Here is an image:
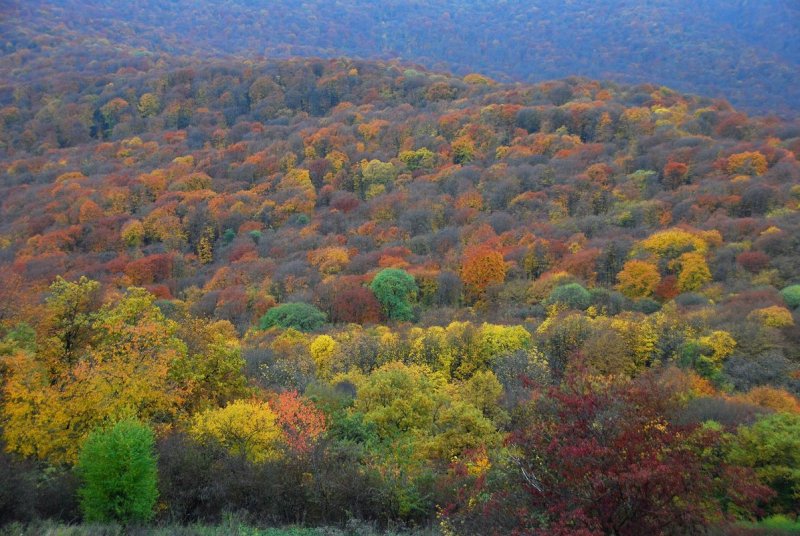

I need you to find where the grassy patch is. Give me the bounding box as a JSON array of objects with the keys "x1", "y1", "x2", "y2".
[{"x1": 0, "y1": 518, "x2": 440, "y2": 536}]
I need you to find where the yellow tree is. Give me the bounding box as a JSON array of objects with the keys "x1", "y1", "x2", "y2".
[
  {"x1": 616, "y1": 259, "x2": 661, "y2": 298},
  {"x1": 676, "y1": 252, "x2": 711, "y2": 292},
  {"x1": 120, "y1": 219, "x2": 145, "y2": 248},
  {"x1": 726, "y1": 151, "x2": 768, "y2": 176},
  {"x1": 172, "y1": 317, "x2": 249, "y2": 412},
  {"x1": 638, "y1": 228, "x2": 707, "y2": 259},
  {"x1": 309, "y1": 334, "x2": 338, "y2": 379},
  {"x1": 275, "y1": 168, "x2": 317, "y2": 223},
  {"x1": 2, "y1": 282, "x2": 189, "y2": 464},
  {"x1": 190, "y1": 399, "x2": 283, "y2": 463}
]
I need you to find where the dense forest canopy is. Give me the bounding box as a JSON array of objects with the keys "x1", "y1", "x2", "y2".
[
  {"x1": 2, "y1": 2, "x2": 800, "y2": 535},
  {"x1": 4, "y1": 0, "x2": 800, "y2": 115}
]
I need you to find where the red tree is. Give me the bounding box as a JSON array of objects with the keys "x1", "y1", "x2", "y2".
[
  {"x1": 443, "y1": 372, "x2": 771, "y2": 535},
  {"x1": 331, "y1": 285, "x2": 382, "y2": 324},
  {"x1": 271, "y1": 391, "x2": 326, "y2": 454}
]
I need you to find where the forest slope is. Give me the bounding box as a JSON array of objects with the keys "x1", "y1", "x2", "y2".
[
  {"x1": 4, "y1": 0, "x2": 800, "y2": 114},
  {"x1": 1, "y1": 22, "x2": 800, "y2": 534}
]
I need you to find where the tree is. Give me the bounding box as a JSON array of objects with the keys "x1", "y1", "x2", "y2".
[
  {"x1": 663, "y1": 161, "x2": 689, "y2": 189},
  {"x1": 120, "y1": 219, "x2": 145, "y2": 248},
  {"x1": 137, "y1": 93, "x2": 160, "y2": 118},
  {"x1": 40, "y1": 275, "x2": 101, "y2": 370},
  {"x1": 742, "y1": 386, "x2": 800, "y2": 414},
  {"x1": 172, "y1": 317, "x2": 249, "y2": 412},
  {"x1": 461, "y1": 247, "x2": 506, "y2": 303},
  {"x1": 399, "y1": 148, "x2": 436, "y2": 171},
  {"x1": 676, "y1": 252, "x2": 712, "y2": 292},
  {"x1": 308, "y1": 246, "x2": 350, "y2": 275},
  {"x1": 727, "y1": 151, "x2": 768, "y2": 176},
  {"x1": 360, "y1": 159, "x2": 397, "y2": 184},
  {"x1": 736, "y1": 251, "x2": 771, "y2": 274},
  {"x1": 259, "y1": 302, "x2": 327, "y2": 332},
  {"x1": 449, "y1": 373, "x2": 770, "y2": 535},
  {"x1": 271, "y1": 391, "x2": 326, "y2": 454},
  {"x1": 780, "y1": 285, "x2": 800, "y2": 310},
  {"x1": 616, "y1": 259, "x2": 661, "y2": 298},
  {"x1": 728, "y1": 413, "x2": 800, "y2": 515},
  {"x1": 354, "y1": 361, "x2": 500, "y2": 459},
  {"x1": 638, "y1": 228, "x2": 707, "y2": 259},
  {"x1": 546, "y1": 283, "x2": 591, "y2": 310},
  {"x1": 77, "y1": 419, "x2": 158, "y2": 523},
  {"x1": 369, "y1": 268, "x2": 418, "y2": 322},
  {"x1": 330, "y1": 285, "x2": 382, "y2": 324},
  {"x1": 196, "y1": 226, "x2": 215, "y2": 265},
  {"x1": 274, "y1": 168, "x2": 317, "y2": 222},
  {"x1": 355, "y1": 362, "x2": 442, "y2": 439},
  {"x1": 748, "y1": 306, "x2": 795, "y2": 328},
  {"x1": 309, "y1": 334, "x2": 338, "y2": 378},
  {"x1": 452, "y1": 136, "x2": 475, "y2": 164},
  {"x1": 2, "y1": 285, "x2": 187, "y2": 463},
  {"x1": 190, "y1": 399, "x2": 283, "y2": 464}
]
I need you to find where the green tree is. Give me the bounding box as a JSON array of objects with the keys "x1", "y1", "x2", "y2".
[
  {"x1": 369, "y1": 268, "x2": 418, "y2": 321},
  {"x1": 728, "y1": 413, "x2": 800, "y2": 515},
  {"x1": 259, "y1": 302, "x2": 326, "y2": 332},
  {"x1": 780, "y1": 285, "x2": 800, "y2": 310},
  {"x1": 545, "y1": 283, "x2": 591, "y2": 310},
  {"x1": 399, "y1": 148, "x2": 436, "y2": 171},
  {"x1": 77, "y1": 419, "x2": 158, "y2": 523}
]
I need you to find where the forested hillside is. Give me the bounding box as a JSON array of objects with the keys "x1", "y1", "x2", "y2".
[
  {"x1": 5, "y1": 0, "x2": 800, "y2": 114},
  {"x1": 1, "y1": 12, "x2": 800, "y2": 536}
]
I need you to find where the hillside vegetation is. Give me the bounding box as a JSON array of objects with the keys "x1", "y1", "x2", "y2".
[{"x1": 1, "y1": 18, "x2": 800, "y2": 536}]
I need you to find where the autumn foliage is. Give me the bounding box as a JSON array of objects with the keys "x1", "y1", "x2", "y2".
[{"x1": 0, "y1": 15, "x2": 799, "y2": 531}]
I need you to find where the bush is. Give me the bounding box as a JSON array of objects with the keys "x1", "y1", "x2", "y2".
[
  {"x1": 780, "y1": 285, "x2": 800, "y2": 310},
  {"x1": 545, "y1": 283, "x2": 590, "y2": 310},
  {"x1": 589, "y1": 288, "x2": 627, "y2": 316},
  {"x1": 0, "y1": 448, "x2": 35, "y2": 524},
  {"x1": 674, "y1": 292, "x2": 710, "y2": 307},
  {"x1": 259, "y1": 302, "x2": 327, "y2": 332},
  {"x1": 630, "y1": 298, "x2": 661, "y2": 314},
  {"x1": 672, "y1": 396, "x2": 768, "y2": 428},
  {"x1": 156, "y1": 431, "x2": 391, "y2": 526},
  {"x1": 77, "y1": 419, "x2": 158, "y2": 523}
]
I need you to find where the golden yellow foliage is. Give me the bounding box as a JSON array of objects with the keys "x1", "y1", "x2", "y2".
[
  {"x1": 190, "y1": 399, "x2": 283, "y2": 463},
  {"x1": 463, "y1": 73, "x2": 495, "y2": 85},
  {"x1": 741, "y1": 386, "x2": 800, "y2": 414},
  {"x1": 616, "y1": 259, "x2": 661, "y2": 298},
  {"x1": 726, "y1": 151, "x2": 768, "y2": 176},
  {"x1": 698, "y1": 330, "x2": 737, "y2": 362},
  {"x1": 307, "y1": 246, "x2": 350, "y2": 275},
  {"x1": 676, "y1": 252, "x2": 712, "y2": 292},
  {"x1": 120, "y1": 219, "x2": 144, "y2": 248},
  {"x1": 638, "y1": 228, "x2": 708, "y2": 258},
  {"x1": 309, "y1": 334, "x2": 338, "y2": 379},
  {"x1": 748, "y1": 306, "x2": 795, "y2": 328},
  {"x1": 2, "y1": 286, "x2": 187, "y2": 464}
]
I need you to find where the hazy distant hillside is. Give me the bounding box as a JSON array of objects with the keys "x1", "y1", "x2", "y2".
[{"x1": 5, "y1": 0, "x2": 800, "y2": 115}]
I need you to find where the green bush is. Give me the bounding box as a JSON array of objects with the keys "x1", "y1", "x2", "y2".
[
  {"x1": 259, "y1": 302, "x2": 327, "y2": 332},
  {"x1": 77, "y1": 419, "x2": 158, "y2": 523},
  {"x1": 546, "y1": 283, "x2": 591, "y2": 310},
  {"x1": 780, "y1": 285, "x2": 800, "y2": 309}
]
